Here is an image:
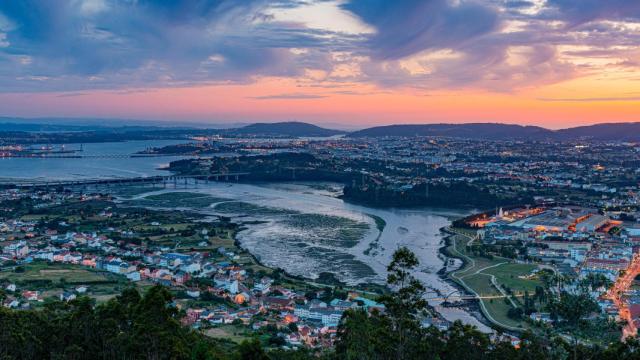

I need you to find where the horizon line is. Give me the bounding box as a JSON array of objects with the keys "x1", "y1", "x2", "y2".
[{"x1": 1, "y1": 116, "x2": 640, "y2": 132}]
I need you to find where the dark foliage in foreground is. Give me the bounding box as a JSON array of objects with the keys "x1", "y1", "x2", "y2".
[
  {"x1": 3, "y1": 252, "x2": 640, "y2": 359},
  {"x1": 0, "y1": 286, "x2": 232, "y2": 360}
]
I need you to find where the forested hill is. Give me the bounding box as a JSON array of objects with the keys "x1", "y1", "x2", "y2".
[
  {"x1": 348, "y1": 122, "x2": 640, "y2": 141},
  {"x1": 4, "y1": 119, "x2": 640, "y2": 141},
  {"x1": 228, "y1": 121, "x2": 346, "y2": 137},
  {"x1": 554, "y1": 122, "x2": 640, "y2": 141},
  {"x1": 347, "y1": 123, "x2": 552, "y2": 140}
]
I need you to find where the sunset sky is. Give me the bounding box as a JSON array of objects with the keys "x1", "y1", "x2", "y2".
[{"x1": 0, "y1": 0, "x2": 639, "y2": 129}]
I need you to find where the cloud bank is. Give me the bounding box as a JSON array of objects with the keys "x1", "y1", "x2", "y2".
[{"x1": 0, "y1": 0, "x2": 638, "y2": 92}]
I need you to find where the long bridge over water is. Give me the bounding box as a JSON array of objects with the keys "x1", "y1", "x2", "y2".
[
  {"x1": 1, "y1": 154, "x2": 191, "y2": 159},
  {"x1": 0, "y1": 173, "x2": 251, "y2": 190}
]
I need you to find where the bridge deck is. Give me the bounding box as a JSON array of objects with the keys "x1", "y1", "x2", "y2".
[{"x1": 0, "y1": 173, "x2": 251, "y2": 188}]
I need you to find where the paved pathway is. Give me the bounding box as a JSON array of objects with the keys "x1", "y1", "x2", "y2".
[{"x1": 447, "y1": 227, "x2": 526, "y2": 332}]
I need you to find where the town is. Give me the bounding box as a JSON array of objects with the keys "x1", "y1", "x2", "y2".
[
  {"x1": 0, "y1": 187, "x2": 387, "y2": 349},
  {"x1": 458, "y1": 204, "x2": 640, "y2": 341},
  {"x1": 166, "y1": 136, "x2": 640, "y2": 209},
  {"x1": 1, "y1": 134, "x2": 640, "y2": 349}
]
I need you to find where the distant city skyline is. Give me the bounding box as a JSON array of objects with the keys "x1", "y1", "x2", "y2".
[{"x1": 0, "y1": 1, "x2": 639, "y2": 128}]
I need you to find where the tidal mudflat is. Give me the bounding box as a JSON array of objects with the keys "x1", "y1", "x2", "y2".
[{"x1": 124, "y1": 181, "x2": 489, "y2": 330}]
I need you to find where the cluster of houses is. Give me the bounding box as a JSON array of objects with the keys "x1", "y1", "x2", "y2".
[
  {"x1": 0, "y1": 190, "x2": 390, "y2": 349},
  {"x1": 184, "y1": 289, "x2": 385, "y2": 347},
  {"x1": 2, "y1": 282, "x2": 90, "y2": 308},
  {"x1": 475, "y1": 206, "x2": 640, "y2": 323}
]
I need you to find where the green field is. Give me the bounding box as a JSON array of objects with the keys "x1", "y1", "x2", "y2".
[
  {"x1": 204, "y1": 325, "x2": 253, "y2": 344},
  {"x1": 0, "y1": 262, "x2": 112, "y2": 284},
  {"x1": 484, "y1": 298, "x2": 527, "y2": 328},
  {"x1": 462, "y1": 274, "x2": 501, "y2": 297},
  {"x1": 446, "y1": 229, "x2": 539, "y2": 331},
  {"x1": 0, "y1": 262, "x2": 137, "y2": 304},
  {"x1": 447, "y1": 234, "x2": 501, "y2": 276},
  {"x1": 482, "y1": 263, "x2": 542, "y2": 294}
]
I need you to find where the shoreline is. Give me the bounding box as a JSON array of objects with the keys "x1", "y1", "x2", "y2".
[
  {"x1": 117, "y1": 183, "x2": 488, "y2": 328},
  {"x1": 437, "y1": 225, "x2": 524, "y2": 334},
  {"x1": 437, "y1": 226, "x2": 495, "y2": 331},
  {"x1": 231, "y1": 223, "x2": 387, "y2": 295}
]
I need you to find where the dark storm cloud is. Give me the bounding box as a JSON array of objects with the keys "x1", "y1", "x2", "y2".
[
  {"x1": 0, "y1": 0, "x2": 639, "y2": 92},
  {"x1": 342, "y1": 0, "x2": 500, "y2": 60},
  {"x1": 0, "y1": 0, "x2": 318, "y2": 91},
  {"x1": 546, "y1": 0, "x2": 640, "y2": 25}
]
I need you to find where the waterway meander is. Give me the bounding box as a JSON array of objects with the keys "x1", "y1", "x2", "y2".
[
  {"x1": 126, "y1": 181, "x2": 489, "y2": 330},
  {"x1": 0, "y1": 140, "x2": 490, "y2": 331}
]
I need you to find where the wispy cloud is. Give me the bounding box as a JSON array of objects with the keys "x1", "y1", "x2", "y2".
[
  {"x1": 56, "y1": 92, "x2": 88, "y2": 98},
  {"x1": 537, "y1": 96, "x2": 640, "y2": 102},
  {"x1": 249, "y1": 93, "x2": 328, "y2": 100}
]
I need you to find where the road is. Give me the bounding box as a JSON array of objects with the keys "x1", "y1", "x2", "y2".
[
  {"x1": 447, "y1": 227, "x2": 526, "y2": 332},
  {"x1": 605, "y1": 252, "x2": 640, "y2": 339}
]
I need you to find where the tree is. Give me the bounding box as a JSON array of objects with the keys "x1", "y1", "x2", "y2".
[
  {"x1": 379, "y1": 247, "x2": 427, "y2": 360},
  {"x1": 548, "y1": 291, "x2": 601, "y2": 360},
  {"x1": 335, "y1": 247, "x2": 430, "y2": 360},
  {"x1": 580, "y1": 273, "x2": 612, "y2": 290},
  {"x1": 507, "y1": 307, "x2": 523, "y2": 320},
  {"x1": 236, "y1": 339, "x2": 268, "y2": 360},
  {"x1": 336, "y1": 309, "x2": 394, "y2": 360},
  {"x1": 288, "y1": 322, "x2": 298, "y2": 332},
  {"x1": 442, "y1": 321, "x2": 491, "y2": 360},
  {"x1": 130, "y1": 286, "x2": 190, "y2": 359},
  {"x1": 548, "y1": 292, "x2": 599, "y2": 327}
]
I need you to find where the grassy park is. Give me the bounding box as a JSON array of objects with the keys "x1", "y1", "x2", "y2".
[{"x1": 445, "y1": 228, "x2": 542, "y2": 330}]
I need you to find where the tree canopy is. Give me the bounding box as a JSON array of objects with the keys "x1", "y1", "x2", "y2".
[{"x1": 1, "y1": 249, "x2": 640, "y2": 359}]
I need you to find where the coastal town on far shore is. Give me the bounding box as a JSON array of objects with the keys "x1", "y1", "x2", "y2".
[{"x1": 1, "y1": 133, "x2": 640, "y2": 349}]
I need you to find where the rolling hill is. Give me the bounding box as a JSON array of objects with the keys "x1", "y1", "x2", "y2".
[
  {"x1": 555, "y1": 122, "x2": 640, "y2": 141},
  {"x1": 229, "y1": 121, "x2": 346, "y2": 137},
  {"x1": 347, "y1": 122, "x2": 640, "y2": 141},
  {"x1": 347, "y1": 123, "x2": 553, "y2": 140},
  {"x1": 3, "y1": 117, "x2": 640, "y2": 141}
]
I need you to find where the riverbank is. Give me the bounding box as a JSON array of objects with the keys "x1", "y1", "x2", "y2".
[
  {"x1": 438, "y1": 225, "x2": 543, "y2": 333},
  {"x1": 438, "y1": 227, "x2": 497, "y2": 331},
  {"x1": 114, "y1": 182, "x2": 488, "y2": 328},
  {"x1": 232, "y1": 222, "x2": 388, "y2": 300}
]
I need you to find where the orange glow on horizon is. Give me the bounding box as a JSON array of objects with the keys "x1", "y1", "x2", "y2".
[{"x1": 1, "y1": 72, "x2": 638, "y2": 129}]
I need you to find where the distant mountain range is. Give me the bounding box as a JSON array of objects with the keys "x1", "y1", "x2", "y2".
[
  {"x1": 2, "y1": 117, "x2": 640, "y2": 141},
  {"x1": 347, "y1": 122, "x2": 640, "y2": 141},
  {"x1": 0, "y1": 118, "x2": 345, "y2": 137}
]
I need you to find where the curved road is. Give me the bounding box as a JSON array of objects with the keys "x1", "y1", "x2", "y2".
[{"x1": 447, "y1": 227, "x2": 526, "y2": 332}]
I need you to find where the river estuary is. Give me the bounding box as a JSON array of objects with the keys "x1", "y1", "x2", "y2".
[{"x1": 0, "y1": 140, "x2": 490, "y2": 331}]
